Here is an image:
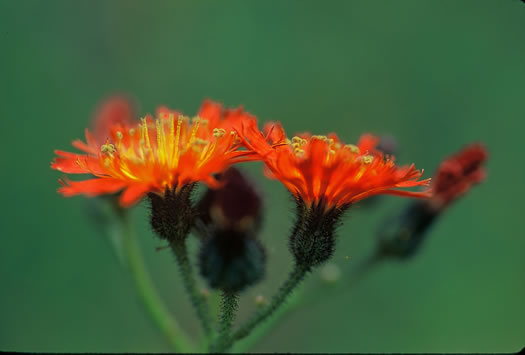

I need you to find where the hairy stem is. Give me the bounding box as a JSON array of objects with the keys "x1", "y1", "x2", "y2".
[
  {"x1": 210, "y1": 291, "x2": 239, "y2": 352},
  {"x1": 217, "y1": 264, "x2": 309, "y2": 352},
  {"x1": 171, "y1": 241, "x2": 214, "y2": 338},
  {"x1": 118, "y1": 209, "x2": 195, "y2": 352}
]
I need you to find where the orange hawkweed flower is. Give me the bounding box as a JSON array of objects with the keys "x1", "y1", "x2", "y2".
[
  {"x1": 428, "y1": 143, "x2": 488, "y2": 211},
  {"x1": 51, "y1": 100, "x2": 259, "y2": 207},
  {"x1": 240, "y1": 122, "x2": 430, "y2": 209}
]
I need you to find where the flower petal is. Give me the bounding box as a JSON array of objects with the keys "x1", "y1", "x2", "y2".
[
  {"x1": 58, "y1": 178, "x2": 127, "y2": 197},
  {"x1": 119, "y1": 184, "x2": 150, "y2": 207}
]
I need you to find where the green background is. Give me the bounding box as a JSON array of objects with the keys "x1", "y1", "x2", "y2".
[{"x1": 1, "y1": 0, "x2": 524, "y2": 352}]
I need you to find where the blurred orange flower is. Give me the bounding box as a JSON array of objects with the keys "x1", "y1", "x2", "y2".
[{"x1": 429, "y1": 143, "x2": 488, "y2": 210}]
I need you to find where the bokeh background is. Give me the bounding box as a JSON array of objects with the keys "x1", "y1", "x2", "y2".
[{"x1": 1, "y1": 0, "x2": 524, "y2": 352}]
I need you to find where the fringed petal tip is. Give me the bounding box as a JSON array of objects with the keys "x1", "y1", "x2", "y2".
[
  {"x1": 380, "y1": 188, "x2": 433, "y2": 200},
  {"x1": 56, "y1": 178, "x2": 126, "y2": 198}
]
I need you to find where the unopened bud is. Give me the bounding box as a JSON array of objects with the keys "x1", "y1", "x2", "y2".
[
  {"x1": 199, "y1": 229, "x2": 266, "y2": 293},
  {"x1": 197, "y1": 167, "x2": 262, "y2": 234},
  {"x1": 377, "y1": 200, "x2": 438, "y2": 260}
]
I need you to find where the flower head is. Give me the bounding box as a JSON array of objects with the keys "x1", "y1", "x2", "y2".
[
  {"x1": 428, "y1": 143, "x2": 488, "y2": 210},
  {"x1": 52, "y1": 100, "x2": 258, "y2": 207},
  {"x1": 240, "y1": 123, "x2": 430, "y2": 209}
]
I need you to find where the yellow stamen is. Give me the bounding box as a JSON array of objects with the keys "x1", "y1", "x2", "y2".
[
  {"x1": 167, "y1": 114, "x2": 175, "y2": 166},
  {"x1": 361, "y1": 155, "x2": 374, "y2": 164},
  {"x1": 294, "y1": 148, "x2": 305, "y2": 156},
  {"x1": 157, "y1": 119, "x2": 169, "y2": 165},
  {"x1": 172, "y1": 116, "x2": 184, "y2": 168},
  {"x1": 115, "y1": 131, "x2": 123, "y2": 150},
  {"x1": 141, "y1": 118, "x2": 152, "y2": 152},
  {"x1": 354, "y1": 167, "x2": 366, "y2": 181},
  {"x1": 101, "y1": 141, "x2": 116, "y2": 155},
  {"x1": 120, "y1": 166, "x2": 139, "y2": 180},
  {"x1": 187, "y1": 117, "x2": 201, "y2": 148},
  {"x1": 213, "y1": 128, "x2": 226, "y2": 138},
  {"x1": 345, "y1": 144, "x2": 360, "y2": 154}
]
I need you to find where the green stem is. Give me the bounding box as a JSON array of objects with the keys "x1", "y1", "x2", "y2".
[
  {"x1": 171, "y1": 241, "x2": 214, "y2": 339},
  {"x1": 233, "y1": 288, "x2": 302, "y2": 353},
  {"x1": 118, "y1": 210, "x2": 195, "y2": 353},
  {"x1": 233, "y1": 257, "x2": 378, "y2": 352},
  {"x1": 218, "y1": 264, "x2": 309, "y2": 352},
  {"x1": 211, "y1": 291, "x2": 239, "y2": 352}
]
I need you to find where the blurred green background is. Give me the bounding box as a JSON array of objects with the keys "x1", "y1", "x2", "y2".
[{"x1": 1, "y1": 0, "x2": 524, "y2": 352}]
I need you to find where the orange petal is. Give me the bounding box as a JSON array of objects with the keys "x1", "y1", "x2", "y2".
[
  {"x1": 58, "y1": 178, "x2": 127, "y2": 197},
  {"x1": 72, "y1": 138, "x2": 97, "y2": 155},
  {"x1": 357, "y1": 134, "x2": 380, "y2": 153},
  {"x1": 198, "y1": 99, "x2": 223, "y2": 123},
  {"x1": 119, "y1": 184, "x2": 150, "y2": 207}
]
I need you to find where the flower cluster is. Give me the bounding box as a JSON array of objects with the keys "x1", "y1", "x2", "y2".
[
  {"x1": 52, "y1": 98, "x2": 435, "y2": 279},
  {"x1": 52, "y1": 99, "x2": 430, "y2": 211},
  {"x1": 50, "y1": 97, "x2": 488, "y2": 353}
]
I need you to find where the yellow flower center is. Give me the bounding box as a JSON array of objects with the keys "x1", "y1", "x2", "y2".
[{"x1": 95, "y1": 114, "x2": 237, "y2": 189}]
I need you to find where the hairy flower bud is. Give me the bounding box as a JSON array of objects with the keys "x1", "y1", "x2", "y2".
[
  {"x1": 199, "y1": 228, "x2": 266, "y2": 292},
  {"x1": 289, "y1": 198, "x2": 349, "y2": 269},
  {"x1": 149, "y1": 184, "x2": 196, "y2": 243},
  {"x1": 377, "y1": 200, "x2": 438, "y2": 260}
]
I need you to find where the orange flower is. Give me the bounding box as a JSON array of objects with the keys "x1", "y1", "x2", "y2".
[
  {"x1": 91, "y1": 95, "x2": 136, "y2": 145},
  {"x1": 240, "y1": 123, "x2": 430, "y2": 209},
  {"x1": 429, "y1": 143, "x2": 488, "y2": 210},
  {"x1": 51, "y1": 100, "x2": 258, "y2": 207}
]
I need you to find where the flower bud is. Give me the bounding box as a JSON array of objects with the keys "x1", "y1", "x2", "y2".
[
  {"x1": 289, "y1": 198, "x2": 349, "y2": 269},
  {"x1": 196, "y1": 167, "x2": 266, "y2": 292},
  {"x1": 377, "y1": 200, "x2": 438, "y2": 260},
  {"x1": 199, "y1": 228, "x2": 266, "y2": 292},
  {"x1": 197, "y1": 167, "x2": 262, "y2": 234},
  {"x1": 148, "y1": 184, "x2": 196, "y2": 243}
]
